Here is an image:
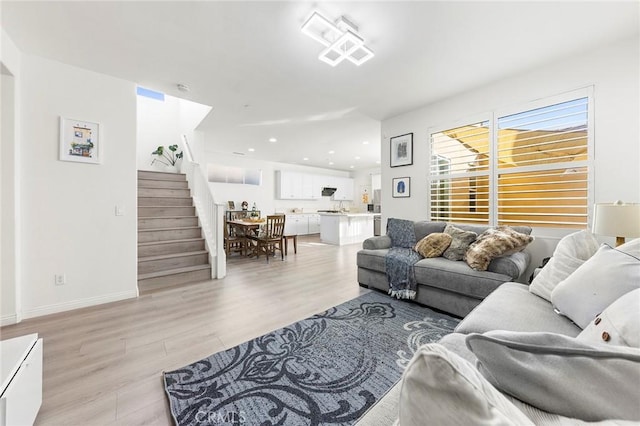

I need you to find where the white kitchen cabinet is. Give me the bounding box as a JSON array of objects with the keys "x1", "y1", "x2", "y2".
[
  {"x1": 333, "y1": 177, "x2": 355, "y2": 201},
  {"x1": 0, "y1": 334, "x2": 43, "y2": 426},
  {"x1": 276, "y1": 171, "x2": 302, "y2": 199},
  {"x1": 308, "y1": 214, "x2": 321, "y2": 234},
  {"x1": 285, "y1": 214, "x2": 309, "y2": 235}
]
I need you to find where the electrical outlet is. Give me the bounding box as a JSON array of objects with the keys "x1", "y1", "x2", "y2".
[{"x1": 55, "y1": 274, "x2": 66, "y2": 285}]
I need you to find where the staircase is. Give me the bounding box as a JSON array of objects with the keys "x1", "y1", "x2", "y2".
[{"x1": 137, "y1": 170, "x2": 211, "y2": 294}]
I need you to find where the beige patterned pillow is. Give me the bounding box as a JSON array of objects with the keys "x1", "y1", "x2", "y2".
[
  {"x1": 414, "y1": 233, "x2": 452, "y2": 258},
  {"x1": 465, "y1": 226, "x2": 533, "y2": 271}
]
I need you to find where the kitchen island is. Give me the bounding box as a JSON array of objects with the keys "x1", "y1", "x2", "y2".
[{"x1": 319, "y1": 213, "x2": 375, "y2": 246}]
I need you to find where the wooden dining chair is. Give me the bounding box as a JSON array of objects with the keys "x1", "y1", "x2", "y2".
[
  {"x1": 224, "y1": 220, "x2": 246, "y2": 256},
  {"x1": 247, "y1": 215, "x2": 286, "y2": 262}
]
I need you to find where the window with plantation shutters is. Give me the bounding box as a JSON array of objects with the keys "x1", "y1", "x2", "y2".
[
  {"x1": 496, "y1": 97, "x2": 589, "y2": 227},
  {"x1": 428, "y1": 91, "x2": 591, "y2": 228},
  {"x1": 430, "y1": 121, "x2": 491, "y2": 223}
]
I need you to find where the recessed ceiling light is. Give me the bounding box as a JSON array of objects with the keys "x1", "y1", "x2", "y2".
[
  {"x1": 269, "y1": 137, "x2": 277, "y2": 143},
  {"x1": 349, "y1": 165, "x2": 354, "y2": 169},
  {"x1": 328, "y1": 150, "x2": 335, "y2": 154},
  {"x1": 362, "y1": 141, "x2": 369, "y2": 145},
  {"x1": 355, "y1": 156, "x2": 361, "y2": 160},
  {"x1": 248, "y1": 148, "x2": 255, "y2": 152},
  {"x1": 375, "y1": 160, "x2": 381, "y2": 164},
  {"x1": 303, "y1": 157, "x2": 309, "y2": 161},
  {"x1": 329, "y1": 162, "x2": 334, "y2": 165}
]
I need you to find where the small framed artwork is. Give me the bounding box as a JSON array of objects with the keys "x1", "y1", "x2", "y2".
[
  {"x1": 392, "y1": 177, "x2": 411, "y2": 198},
  {"x1": 59, "y1": 117, "x2": 101, "y2": 164},
  {"x1": 390, "y1": 133, "x2": 413, "y2": 167},
  {"x1": 227, "y1": 201, "x2": 235, "y2": 210}
]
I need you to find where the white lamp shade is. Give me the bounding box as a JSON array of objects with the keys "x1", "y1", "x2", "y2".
[{"x1": 592, "y1": 202, "x2": 640, "y2": 238}]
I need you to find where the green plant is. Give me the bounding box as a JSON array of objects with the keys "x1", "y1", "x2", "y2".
[{"x1": 151, "y1": 144, "x2": 183, "y2": 167}]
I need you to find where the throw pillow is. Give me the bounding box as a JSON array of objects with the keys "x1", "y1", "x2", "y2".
[
  {"x1": 442, "y1": 225, "x2": 477, "y2": 261},
  {"x1": 529, "y1": 230, "x2": 600, "y2": 302},
  {"x1": 413, "y1": 233, "x2": 452, "y2": 258},
  {"x1": 551, "y1": 244, "x2": 640, "y2": 328},
  {"x1": 464, "y1": 226, "x2": 533, "y2": 271},
  {"x1": 577, "y1": 289, "x2": 640, "y2": 348},
  {"x1": 466, "y1": 331, "x2": 640, "y2": 422},
  {"x1": 397, "y1": 343, "x2": 533, "y2": 426},
  {"x1": 387, "y1": 218, "x2": 417, "y2": 248},
  {"x1": 617, "y1": 237, "x2": 640, "y2": 258}
]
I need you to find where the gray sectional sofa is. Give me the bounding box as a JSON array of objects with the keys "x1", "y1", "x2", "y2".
[{"x1": 357, "y1": 221, "x2": 532, "y2": 317}]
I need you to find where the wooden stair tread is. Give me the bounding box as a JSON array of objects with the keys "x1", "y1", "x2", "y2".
[
  {"x1": 137, "y1": 171, "x2": 186, "y2": 177},
  {"x1": 139, "y1": 250, "x2": 208, "y2": 262},
  {"x1": 138, "y1": 216, "x2": 197, "y2": 220},
  {"x1": 138, "y1": 226, "x2": 200, "y2": 232},
  {"x1": 138, "y1": 237, "x2": 204, "y2": 247},
  {"x1": 138, "y1": 264, "x2": 211, "y2": 280}
]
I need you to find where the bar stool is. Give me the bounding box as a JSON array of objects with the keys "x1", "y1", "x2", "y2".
[{"x1": 283, "y1": 234, "x2": 298, "y2": 255}]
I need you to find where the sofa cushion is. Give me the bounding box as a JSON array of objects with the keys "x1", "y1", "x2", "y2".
[
  {"x1": 357, "y1": 249, "x2": 388, "y2": 273},
  {"x1": 442, "y1": 225, "x2": 478, "y2": 261},
  {"x1": 529, "y1": 230, "x2": 600, "y2": 302},
  {"x1": 455, "y1": 282, "x2": 582, "y2": 336},
  {"x1": 486, "y1": 251, "x2": 530, "y2": 280},
  {"x1": 551, "y1": 244, "x2": 640, "y2": 329},
  {"x1": 465, "y1": 226, "x2": 533, "y2": 271},
  {"x1": 397, "y1": 343, "x2": 534, "y2": 426},
  {"x1": 466, "y1": 331, "x2": 640, "y2": 422},
  {"x1": 414, "y1": 233, "x2": 451, "y2": 258},
  {"x1": 414, "y1": 257, "x2": 507, "y2": 300},
  {"x1": 362, "y1": 235, "x2": 392, "y2": 250},
  {"x1": 577, "y1": 289, "x2": 640, "y2": 348},
  {"x1": 413, "y1": 221, "x2": 447, "y2": 241},
  {"x1": 387, "y1": 218, "x2": 417, "y2": 248}
]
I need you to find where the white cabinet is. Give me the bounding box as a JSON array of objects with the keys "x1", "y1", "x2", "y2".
[
  {"x1": 285, "y1": 214, "x2": 308, "y2": 235},
  {"x1": 276, "y1": 171, "x2": 353, "y2": 200},
  {"x1": 0, "y1": 334, "x2": 43, "y2": 426},
  {"x1": 333, "y1": 177, "x2": 354, "y2": 201},
  {"x1": 308, "y1": 214, "x2": 321, "y2": 234},
  {"x1": 276, "y1": 172, "x2": 320, "y2": 200}
]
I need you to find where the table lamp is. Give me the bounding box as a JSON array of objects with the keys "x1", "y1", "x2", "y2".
[{"x1": 592, "y1": 201, "x2": 640, "y2": 246}]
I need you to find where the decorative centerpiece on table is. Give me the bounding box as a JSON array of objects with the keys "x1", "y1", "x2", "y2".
[
  {"x1": 241, "y1": 201, "x2": 248, "y2": 211},
  {"x1": 247, "y1": 203, "x2": 261, "y2": 222}
]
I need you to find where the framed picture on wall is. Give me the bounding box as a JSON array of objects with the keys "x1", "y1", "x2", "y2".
[
  {"x1": 392, "y1": 177, "x2": 411, "y2": 198},
  {"x1": 390, "y1": 133, "x2": 413, "y2": 167},
  {"x1": 59, "y1": 117, "x2": 101, "y2": 164}
]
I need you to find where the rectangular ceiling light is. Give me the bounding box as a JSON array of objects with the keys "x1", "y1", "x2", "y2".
[{"x1": 301, "y1": 11, "x2": 374, "y2": 67}]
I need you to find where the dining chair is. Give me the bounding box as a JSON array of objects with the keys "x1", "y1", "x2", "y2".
[
  {"x1": 247, "y1": 214, "x2": 286, "y2": 262},
  {"x1": 224, "y1": 220, "x2": 246, "y2": 256}
]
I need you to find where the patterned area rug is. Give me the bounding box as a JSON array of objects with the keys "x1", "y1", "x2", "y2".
[{"x1": 164, "y1": 291, "x2": 459, "y2": 426}]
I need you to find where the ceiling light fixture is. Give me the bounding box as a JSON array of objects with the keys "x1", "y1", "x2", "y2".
[
  {"x1": 269, "y1": 137, "x2": 277, "y2": 142},
  {"x1": 248, "y1": 148, "x2": 255, "y2": 152},
  {"x1": 328, "y1": 150, "x2": 335, "y2": 154},
  {"x1": 177, "y1": 83, "x2": 190, "y2": 92},
  {"x1": 303, "y1": 157, "x2": 309, "y2": 161},
  {"x1": 301, "y1": 11, "x2": 374, "y2": 67}
]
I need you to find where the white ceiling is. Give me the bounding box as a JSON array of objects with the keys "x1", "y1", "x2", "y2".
[{"x1": 2, "y1": 1, "x2": 638, "y2": 171}]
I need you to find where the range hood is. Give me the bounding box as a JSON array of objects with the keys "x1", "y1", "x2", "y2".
[{"x1": 321, "y1": 187, "x2": 337, "y2": 196}]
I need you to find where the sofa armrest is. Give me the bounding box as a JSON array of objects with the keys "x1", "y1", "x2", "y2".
[
  {"x1": 487, "y1": 251, "x2": 531, "y2": 281},
  {"x1": 363, "y1": 235, "x2": 392, "y2": 250}
]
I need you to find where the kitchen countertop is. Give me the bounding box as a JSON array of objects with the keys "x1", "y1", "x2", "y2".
[{"x1": 317, "y1": 212, "x2": 377, "y2": 217}]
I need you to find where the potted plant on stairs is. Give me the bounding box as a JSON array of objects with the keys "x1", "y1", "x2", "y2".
[{"x1": 151, "y1": 144, "x2": 183, "y2": 173}]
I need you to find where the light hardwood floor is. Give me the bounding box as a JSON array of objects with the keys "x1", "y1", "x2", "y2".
[{"x1": 0, "y1": 235, "x2": 369, "y2": 426}]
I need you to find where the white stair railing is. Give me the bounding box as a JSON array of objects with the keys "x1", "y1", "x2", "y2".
[{"x1": 181, "y1": 145, "x2": 226, "y2": 279}]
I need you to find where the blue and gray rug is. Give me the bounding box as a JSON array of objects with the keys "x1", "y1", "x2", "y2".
[{"x1": 164, "y1": 291, "x2": 459, "y2": 425}]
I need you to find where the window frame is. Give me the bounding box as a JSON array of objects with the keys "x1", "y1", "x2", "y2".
[{"x1": 427, "y1": 87, "x2": 594, "y2": 229}]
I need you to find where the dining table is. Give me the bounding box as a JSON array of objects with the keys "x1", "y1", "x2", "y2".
[
  {"x1": 227, "y1": 218, "x2": 265, "y2": 237},
  {"x1": 227, "y1": 219, "x2": 266, "y2": 257}
]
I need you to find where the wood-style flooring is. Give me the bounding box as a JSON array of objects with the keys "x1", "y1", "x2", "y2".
[{"x1": 0, "y1": 235, "x2": 369, "y2": 425}]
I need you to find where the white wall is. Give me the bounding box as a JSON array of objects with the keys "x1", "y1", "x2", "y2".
[
  {"x1": 352, "y1": 167, "x2": 381, "y2": 211},
  {"x1": 1, "y1": 27, "x2": 22, "y2": 325},
  {"x1": 19, "y1": 54, "x2": 138, "y2": 318},
  {"x1": 205, "y1": 151, "x2": 354, "y2": 215},
  {"x1": 137, "y1": 94, "x2": 212, "y2": 171},
  {"x1": 382, "y1": 37, "x2": 640, "y2": 275}
]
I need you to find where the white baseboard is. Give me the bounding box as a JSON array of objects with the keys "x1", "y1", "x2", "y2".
[
  {"x1": 22, "y1": 290, "x2": 138, "y2": 320},
  {"x1": 1, "y1": 314, "x2": 17, "y2": 327}
]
